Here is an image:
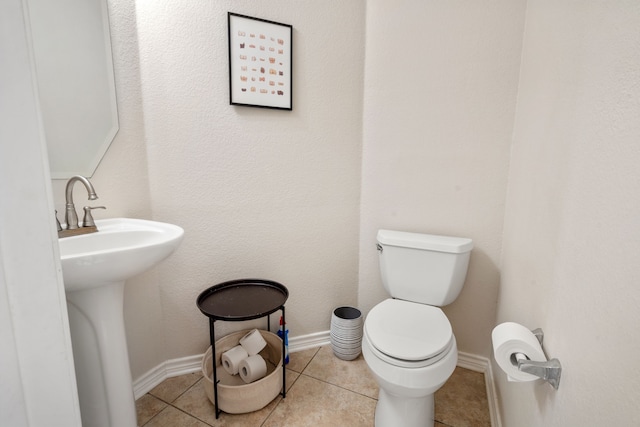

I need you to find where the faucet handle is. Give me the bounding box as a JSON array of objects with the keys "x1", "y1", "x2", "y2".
[
  {"x1": 82, "y1": 206, "x2": 106, "y2": 227},
  {"x1": 55, "y1": 210, "x2": 63, "y2": 231}
]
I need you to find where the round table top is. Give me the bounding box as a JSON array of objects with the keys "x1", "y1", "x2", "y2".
[{"x1": 196, "y1": 278, "x2": 289, "y2": 321}]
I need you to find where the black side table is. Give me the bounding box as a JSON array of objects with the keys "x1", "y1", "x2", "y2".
[{"x1": 196, "y1": 279, "x2": 289, "y2": 419}]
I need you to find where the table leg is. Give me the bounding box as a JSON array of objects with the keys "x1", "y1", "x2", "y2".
[
  {"x1": 281, "y1": 306, "x2": 286, "y2": 399},
  {"x1": 209, "y1": 318, "x2": 221, "y2": 419}
]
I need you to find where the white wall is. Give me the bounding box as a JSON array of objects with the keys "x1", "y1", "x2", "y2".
[
  {"x1": 496, "y1": 1, "x2": 640, "y2": 425},
  {"x1": 51, "y1": 0, "x2": 366, "y2": 378},
  {"x1": 138, "y1": 0, "x2": 365, "y2": 365},
  {"x1": 33, "y1": 0, "x2": 640, "y2": 423},
  {"x1": 51, "y1": 0, "x2": 157, "y2": 377},
  {"x1": 359, "y1": 0, "x2": 526, "y2": 358},
  {"x1": 52, "y1": 0, "x2": 527, "y2": 378}
]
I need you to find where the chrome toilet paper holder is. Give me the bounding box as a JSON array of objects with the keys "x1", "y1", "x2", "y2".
[{"x1": 512, "y1": 328, "x2": 562, "y2": 390}]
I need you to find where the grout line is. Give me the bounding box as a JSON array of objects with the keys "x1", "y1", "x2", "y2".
[
  {"x1": 285, "y1": 367, "x2": 304, "y2": 389},
  {"x1": 172, "y1": 376, "x2": 201, "y2": 404},
  {"x1": 143, "y1": 377, "x2": 211, "y2": 426},
  {"x1": 170, "y1": 377, "x2": 218, "y2": 426},
  {"x1": 170, "y1": 403, "x2": 215, "y2": 427},
  {"x1": 147, "y1": 385, "x2": 216, "y2": 427},
  {"x1": 288, "y1": 346, "x2": 321, "y2": 375},
  {"x1": 259, "y1": 393, "x2": 285, "y2": 427},
  {"x1": 296, "y1": 347, "x2": 378, "y2": 401},
  {"x1": 138, "y1": 394, "x2": 169, "y2": 426},
  {"x1": 147, "y1": 393, "x2": 172, "y2": 405},
  {"x1": 140, "y1": 409, "x2": 160, "y2": 427},
  {"x1": 140, "y1": 405, "x2": 183, "y2": 427},
  {"x1": 258, "y1": 403, "x2": 278, "y2": 427},
  {"x1": 171, "y1": 401, "x2": 238, "y2": 427},
  {"x1": 298, "y1": 371, "x2": 378, "y2": 402},
  {"x1": 147, "y1": 373, "x2": 201, "y2": 405}
]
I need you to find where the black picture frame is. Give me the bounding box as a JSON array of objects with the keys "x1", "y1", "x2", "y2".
[{"x1": 228, "y1": 13, "x2": 293, "y2": 110}]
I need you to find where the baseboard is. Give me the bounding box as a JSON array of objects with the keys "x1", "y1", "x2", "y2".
[
  {"x1": 133, "y1": 331, "x2": 501, "y2": 427},
  {"x1": 457, "y1": 350, "x2": 488, "y2": 372},
  {"x1": 288, "y1": 330, "x2": 331, "y2": 352},
  {"x1": 133, "y1": 331, "x2": 330, "y2": 399},
  {"x1": 458, "y1": 351, "x2": 501, "y2": 427},
  {"x1": 133, "y1": 354, "x2": 202, "y2": 399}
]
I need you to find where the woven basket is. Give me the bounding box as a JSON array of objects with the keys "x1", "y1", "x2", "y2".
[{"x1": 201, "y1": 330, "x2": 283, "y2": 414}]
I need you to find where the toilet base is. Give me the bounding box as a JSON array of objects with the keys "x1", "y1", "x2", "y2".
[{"x1": 375, "y1": 388, "x2": 434, "y2": 427}]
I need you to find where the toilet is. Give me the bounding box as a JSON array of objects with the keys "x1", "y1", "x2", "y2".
[{"x1": 362, "y1": 229, "x2": 473, "y2": 427}]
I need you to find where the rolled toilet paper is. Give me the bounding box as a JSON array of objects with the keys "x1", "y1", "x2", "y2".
[
  {"x1": 492, "y1": 322, "x2": 547, "y2": 382},
  {"x1": 221, "y1": 345, "x2": 249, "y2": 375},
  {"x1": 239, "y1": 329, "x2": 267, "y2": 356},
  {"x1": 239, "y1": 354, "x2": 267, "y2": 384}
]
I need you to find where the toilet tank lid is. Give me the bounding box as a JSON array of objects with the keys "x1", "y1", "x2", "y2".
[{"x1": 377, "y1": 229, "x2": 473, "y2": 254}]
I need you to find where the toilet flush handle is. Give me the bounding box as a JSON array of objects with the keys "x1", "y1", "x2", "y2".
[{"x1": 376, "y1": 243, "x2": 383, "y2": 253}]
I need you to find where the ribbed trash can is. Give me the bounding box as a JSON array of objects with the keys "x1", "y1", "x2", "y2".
[{"x1": 330, "y1": 306, "x2": 363, "y2": 360}]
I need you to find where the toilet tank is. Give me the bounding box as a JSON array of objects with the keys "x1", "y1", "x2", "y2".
[{"x1": 376, "y1": 229, "x2": 473, "y2": 306}]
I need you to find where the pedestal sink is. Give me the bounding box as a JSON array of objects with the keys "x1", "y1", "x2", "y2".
[{"x1": 59, "y1": 218, "x2": 184, "y2": 427}]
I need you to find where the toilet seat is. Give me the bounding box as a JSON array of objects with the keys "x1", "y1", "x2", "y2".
[{"x1": 365, "y1": 299, "x2": 453, "y2": 368}]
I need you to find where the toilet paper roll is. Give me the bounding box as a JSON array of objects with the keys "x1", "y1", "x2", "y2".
[
  {"x1": 221, "y1": 345, "x2": 249, "y2": 375},
  {"x1": 238, "y1": 354, "x2": 267, "y2": 384},
  {"x1": 492, "y1": 322, "x2": 547, "y2": 382},
  {"x1": 239, "y1": 329, "x2": 267, "y2": 356}
]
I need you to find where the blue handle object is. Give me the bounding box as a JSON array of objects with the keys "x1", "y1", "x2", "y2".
[{"x1": 277, "y1": 325, "x2": 290, "y2": 364}]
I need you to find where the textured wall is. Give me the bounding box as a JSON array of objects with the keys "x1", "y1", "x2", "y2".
[
  {"x1": 51, "y1": 0, "x2": 158, "y2": 377},
  {"x1": 53, "y1": 0, "x2": 366, "y2": 378},
  {"x1": 43, "y1": 1, "x2": 640, "y2": 422},
  {"x1": 50, "y1": 0, "x2": 526, "y2": 379},
  {"x1": 137, "y1": 0, "x2": 365, "y2": 364},
  {"x1": 497, "y1": 1, "x2": 640, "y2": 425},
  {"x1": 359, "y1": 0, "x2": 526, "y2": 358}
]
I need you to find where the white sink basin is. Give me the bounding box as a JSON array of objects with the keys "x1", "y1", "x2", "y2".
[
  {"x1": 59, "y1": 217, "x2": 184, "y2": 427},
  {"x1": 59, "y1": 217, "x2": 184, "y2": 291}
]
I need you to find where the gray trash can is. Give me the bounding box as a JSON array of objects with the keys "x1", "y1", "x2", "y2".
[{"x1": 330, "y1": 306, "x2": 363, "y2": 360}]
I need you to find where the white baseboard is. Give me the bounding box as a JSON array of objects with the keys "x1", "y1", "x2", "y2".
[
  {"x1": 134, "y1": 331, "x2": 501, "y2": 427},
  {"x1": 133, "y1": 330, "x2": 330, "y2": 399},
  {"x1": 288, "y1": 330, "x2": 331, "y2": 352},
  {"x1": 457, "y1": 350, "x2": 488, "y2": 372},
  {"x1": 133, "y1": 354, "x2": 203, "y2": 399}
]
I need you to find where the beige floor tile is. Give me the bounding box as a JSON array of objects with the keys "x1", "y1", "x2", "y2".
[
  {"x1": 136, "y1": 394, "x2": 167, "y2": 426},
  {"x1": 142, "y1": 405, "x2": 210, "y2": 427},
  {"x1": 171, "y1": 378, "x2": 218, "y2": 425},
  {"x1": 149, "y1": 373, "x2": 202, "y2": 403},
  {"x1": 262, "y1": 374, "x2": 376, "y2": 427},
  {"x1": 137, "y1": 347, "x2": 491, "y2": 427},
  {"x1": 174, "y1": 377, "x2": 277, "y2": 426},
  {"x1": 284, "y1": 369, "x2": 301, "y2": 392},
  {"x1": 303, "y1": 345, "x2": 378, "y2": 399},
  {"x1": 435, "y1": 367, "x2": 491, "y2": 427},
  {"x1": 172, "y1": 372, "x2": 300, "y2": 426},
  {"x1": 286, "y1": 347, "x2": 320, "y2": 373}
]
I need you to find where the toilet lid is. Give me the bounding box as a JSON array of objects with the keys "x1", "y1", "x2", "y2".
[{"x1": 365, "y1": 299, "x2": 453, "y2": 362}]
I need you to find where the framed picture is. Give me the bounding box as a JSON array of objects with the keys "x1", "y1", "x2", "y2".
[{"x1": 228, "y1": 13, "x2": 293, "y2": 110}]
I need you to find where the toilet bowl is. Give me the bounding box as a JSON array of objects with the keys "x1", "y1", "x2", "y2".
[
  {"x1": 363, "y1": 230, "x2": 472, "y2": 427},
  {"x1": 362, "y1": 298, "x2": 458, "y2": 427}
]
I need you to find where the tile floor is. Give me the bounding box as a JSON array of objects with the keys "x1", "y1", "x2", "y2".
[{"x1": 136, "y1": 345, "x2": 491, "y2": 427}]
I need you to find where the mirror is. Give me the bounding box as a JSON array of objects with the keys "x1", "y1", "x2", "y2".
[{"x1": 28, "y1": 0, "x2": 119, "y2": 179}]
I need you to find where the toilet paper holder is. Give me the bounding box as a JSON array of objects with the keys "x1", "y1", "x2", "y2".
[{"x1": 512, "y1": 328, "x2": 562, "y2": 390}]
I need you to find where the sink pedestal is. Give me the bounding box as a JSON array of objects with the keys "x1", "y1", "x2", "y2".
[
  {"x1": 66, "y1": 281, "x2": 136, "y2": 427},
  {"x1": 59, "y1": 218, "x2": 184, "y2": 427}
]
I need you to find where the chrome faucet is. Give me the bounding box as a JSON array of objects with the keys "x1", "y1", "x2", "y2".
[{"x1": 65, "y1": 175, "x2": 98, "y2": 229}]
